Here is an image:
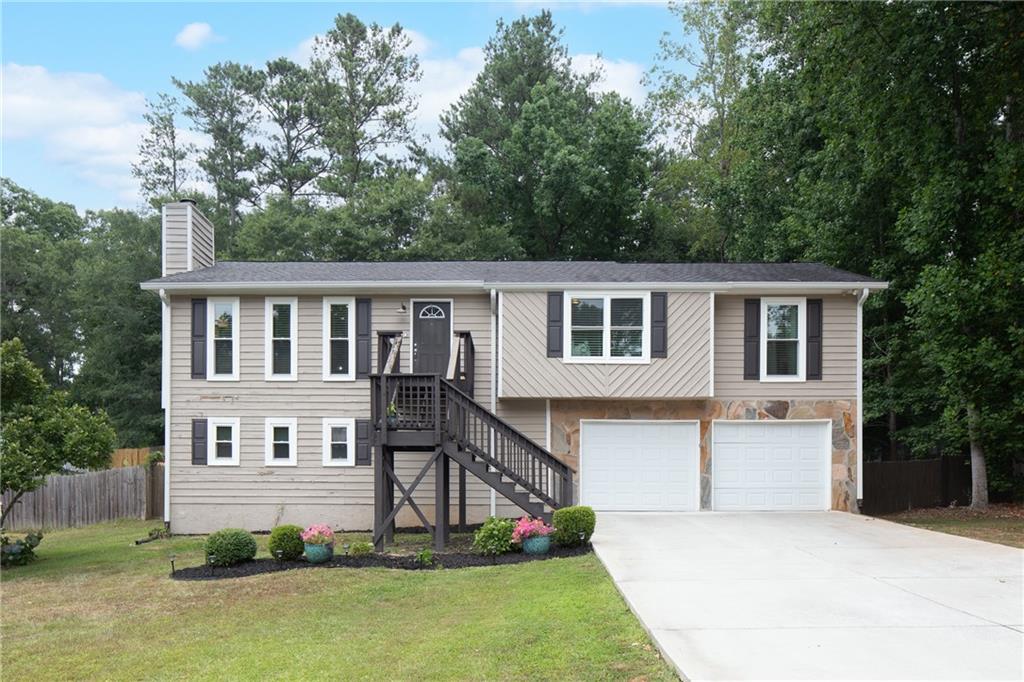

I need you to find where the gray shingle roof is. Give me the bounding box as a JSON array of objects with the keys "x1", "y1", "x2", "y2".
[{"x1": 145, "y1": 260, "x2": 883, "y2": 286}]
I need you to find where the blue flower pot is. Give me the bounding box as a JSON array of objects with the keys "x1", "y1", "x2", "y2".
[
  {"x1": 305, "y1": 542, "x2": 333, "y2": 564},
  {"x1": 522, "y1": 535, "x2": 551, "y2": 555}
]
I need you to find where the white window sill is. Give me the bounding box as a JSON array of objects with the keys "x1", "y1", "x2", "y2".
[
  {"x1": 760, "y1": 375, "x2": 806, "y2": 383},
  {"x1": 264, "y1": 461, "x2": 297, "y2": 467},
  {"x1": 323, "y1": 460, "x2": 355, "y2": 468},
  {"x1": 265, "y1": 375, "x2": 298, "y2": 382},
  {"x1": 563, "y1": 357, "x2": 650, "y2": 365},
  {"x1": 207, "y1": 459, "x2": 239, "y2": 467},
  {"x1": 207, "y1": 375, "x2": 239, "y2": 382},
  {"x1": 322, "y1": 374, "x2": 356, "y2": 382}
]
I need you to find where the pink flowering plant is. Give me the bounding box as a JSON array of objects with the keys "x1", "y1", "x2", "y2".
[
  {"x1": 511, "y1": 516, "x2": 554, "y2": 544},
  {"x1": 300, "y1": 524, "x2": 335, "y2": 545}
]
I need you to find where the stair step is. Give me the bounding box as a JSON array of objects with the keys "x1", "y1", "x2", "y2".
[{"x1": 443, "y1": 443, "x2": 548, "y2": 519}]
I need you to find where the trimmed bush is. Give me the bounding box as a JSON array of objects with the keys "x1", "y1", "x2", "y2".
[
  {"x1": 269, "y1": 524, "x2": 304, "y2": 561},
  {"x1": 552, "y1": 506, "x2": 596, "y2": 547},
  {"x1": 472, "y1": 516, "x2": 515, "y2": 556},
  {"x1": 349, "y1": 541, "x2": 374, "y2": 557},
  {"x1": 205, "y1": 528, "x2": 257, "y2": 567}
]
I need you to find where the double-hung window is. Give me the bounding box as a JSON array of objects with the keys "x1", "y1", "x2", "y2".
[
  {"x1": 264, "y1": 417, "x2": 297, "y2": 466},
  {"x1": 322, "y1": 418, "x2": 355, "y2": 467},
  {"x1": 760, "y1": 297, "x2": 806, "y2": 381},
  {"x1": 265, "y1": 297, "x2": 297, "y2": 380},
  {"x1": 322, "y1": 297, "x2": 355, "y2": 381},
  {"x1": 207, "y1": 298, "x2": 239, "y2": 380},
  {"x1": 565, "y1": 292, "x2": 650, "y2": 363},
  {"x1": 207, "y1": 417, "x2": 240, "y2": 466}
]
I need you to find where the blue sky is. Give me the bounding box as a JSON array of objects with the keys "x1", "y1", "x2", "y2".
[{"x1": 2, "y1": 2, "x2": 681, "y2": 211}]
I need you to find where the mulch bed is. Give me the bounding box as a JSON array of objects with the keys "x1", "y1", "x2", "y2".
[
  {"x1": 883, "y1": 502, "x2": 1024, "y2": 522},
  {"x1": 172, "y1": 544, "x2": 593, "y2": 581}
]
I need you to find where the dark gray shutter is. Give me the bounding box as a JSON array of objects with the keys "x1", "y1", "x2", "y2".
[
  {"x1": 807, "y1": 298, "x2": 823, "y2": 380},
  {"x1": 355, "y1": 419, "x2": 371, "y2": 466},
  {"x1": 651, "y1": 292, "x2": 668, "y2": 358},
  {"x1": 355, "y1": 298, "x2": 372, "y2": 379},
  {"x1": 191, "y1": 298, "x2": 206, "y2": 379},
  {"x1": 191, "y1": 419, "x2": 207, "y2": 465},
  {"x1": 743, "y1": 298, "x2": 760, "y2": 380},
  {"x1": 547, "y1": 292, "x2": 563, "y2": 357}
]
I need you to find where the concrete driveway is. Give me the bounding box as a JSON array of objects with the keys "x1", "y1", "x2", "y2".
[{"x1": 592, "y1": 512, "x2": 1023, "y2": 681}]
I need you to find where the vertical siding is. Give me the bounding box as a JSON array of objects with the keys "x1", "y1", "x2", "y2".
[
  {"x1": 713, "y1": 294, "x2": 857, "y2": 399},
  {"x1": 168, "y1": 293, "x2": 505, "y2": 533},
  {"x1": 500, "y1": 291, "x2": 711, "y2": 399},
  {"x1": 162, "y1": 204, "x2": 189, "y2": 276}
]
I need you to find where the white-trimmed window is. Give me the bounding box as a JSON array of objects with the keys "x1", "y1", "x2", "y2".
[
  {"x1": 322, "y1": 418, "x2": 355, "y2": 467},
  {"x1": 761, "y1": 297, "x2": 806, "y2": 381},
  {"x1": 208, "y1": 417, "x2": 240, "y2": 466},
  {"x1": 264, "y1": 417, "x2": 297, "y2": 466},
  {"x1": 265, "y1": 297, "x2": 298, "y2": 381},
  {"x1": 207, "y1": 297, "x2": 240, "y2": 381},
  {"x1": 564, "y1": 292, "x2": 650, "y2": 363},
  {"x1": 323, "y1": 297, "x2": 355, "y2": 381}
]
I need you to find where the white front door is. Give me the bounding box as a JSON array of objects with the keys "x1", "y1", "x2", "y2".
[
  {"x1": 580, "y1": 420, "x2": 700, "y2": 512},
  {"x1": 712, "y1": 421, "x2": 830, "y2": 511}
]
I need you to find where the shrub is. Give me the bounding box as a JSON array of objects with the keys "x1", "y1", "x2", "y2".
[
  {"x1": 1, "y1": 531, "x2": 43, "y2": 567},
  {"x1": 552, "y1": 506, "x2": 596, "y2": 547},
  {"x1": 415, "y1": 548, "x2": 434, "y2": 567},
  {"x1": 473, "y1": 516, "x2": 515, "y2": 556},
  {"x1": 269, "y1": 524, "x2": 304, "y2": 561},
  {"x1": 205, "y1": 528, "x2": 257, "y2": 566},
  {"x1": 349, "y1": 541, "x2": 374, "y2": 557}
]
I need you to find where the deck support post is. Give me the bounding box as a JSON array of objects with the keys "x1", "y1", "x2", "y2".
[
  {"x1": 458, "y1": 464, "x2": 467, "y2": 532},
  {"x1": 384, "y1": 448, "x2": 395, "y2": 544},
  {"x1": 373, "y1": 444, "x2": 389, "y2": 552},
  {"x1": 435, "y1": 451, "x2": 450, "y2": 551}
]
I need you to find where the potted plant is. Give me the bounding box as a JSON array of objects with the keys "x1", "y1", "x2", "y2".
[
  {"x1": 301, "y1": 524, "x2": 335, "y2": 563},
  {"x1": 386, "y1": 402, "x2": 400, "y2": 429},
  {"x1": 512, "y1": 516, "x2": 555, "y2": 555}
]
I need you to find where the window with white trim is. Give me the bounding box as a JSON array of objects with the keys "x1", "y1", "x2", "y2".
[
  {"x1": 265, "y1": 297, "x2": 298, "y2": 380},
  {"x1": 264, "y1": 417, "x2": 297, "y2": 466},
  {"x1": 207, "y1": 297, "x2": 240, "y2": 380},
  {"x1": 322, "y1": 297, "x2": 355, "y2": 380},
  {"x1": 207, "y1": 417, "x2": 240, "y2": 466},
  {"x1": 761, "y1": 297, "x2": 806, "y2": 381},
  {"x1": 564, "y1": 293, "x2": 650, "y2": 363},
  {"x1": 322, "y1": 418, "x2": 355, "y2": 467}
]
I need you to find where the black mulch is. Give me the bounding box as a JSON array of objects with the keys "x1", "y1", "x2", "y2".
[{"x1": 171, "y1": 544, "x2": 593, "y2": 581}]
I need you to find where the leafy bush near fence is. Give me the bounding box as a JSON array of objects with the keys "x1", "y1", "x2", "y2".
[
  {"x1": 473, "y1": 517, "x2": 516, "y2": 556},
  {"x1": 1, "y1": 531, "x2": 43, "y2": 567},
  {"x1": 205, "y1": 528, "x2": 257, "y2": 566},
  {"x1": 269, "y1": 524, "x2": 304, "y2": 561},
  {"x1": 552, "y1": 506, "x2": 596, "y2": 547},
  {"x1": 348, "y1": 541, "x2": 374, "y2": 557}
]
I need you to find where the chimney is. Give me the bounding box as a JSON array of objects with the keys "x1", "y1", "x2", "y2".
[{"x1": 161, "y1": 200, "x2": 215, "y2": 276}]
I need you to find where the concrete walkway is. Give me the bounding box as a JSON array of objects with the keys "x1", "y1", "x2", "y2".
[{"x1": 592, "y1": 512, "x2": 1023, "y2": 681}]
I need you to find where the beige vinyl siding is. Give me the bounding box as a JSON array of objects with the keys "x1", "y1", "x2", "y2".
[
  {"x1": 190, "y1": 207, "x2": 215, "y2": 269},
  {"x1": 162, "y1": 204, "x2": 189, "y2": 276},
  {"x1": 713, "y1": 294, "x2": 857, "y2": 399},
  {"x1": 168, "y1": 293, "x2": 501, "y2": 533},
  {"x1": 496, "y1": 399, "x2": 547, "y2": 447},
  {"x1": 500, "y1": 291, "x2": 711, "y2": 399}
]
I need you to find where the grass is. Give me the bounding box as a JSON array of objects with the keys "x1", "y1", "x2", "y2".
[
  {"x1": 1, "y1": 521, "x2": 674, "y2": 681},
  {"x1": 882, "y1": 503, "x2": 1024, "y2": 548}
]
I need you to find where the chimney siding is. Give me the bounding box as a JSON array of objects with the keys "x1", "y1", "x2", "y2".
[{"x1": 162, "y1": 202, "x2": 215, "y2": 276}]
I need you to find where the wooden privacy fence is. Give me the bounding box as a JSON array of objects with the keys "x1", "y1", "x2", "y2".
[
  {"x1": 861, "y1": 456, "x2": 972, "y2": 516},
  {"x1": 1, "y1": 464, "x2": 164, "y2": 531},
  {"x1": 111, "y1": 447, "x2": 157, "y2": 468}
]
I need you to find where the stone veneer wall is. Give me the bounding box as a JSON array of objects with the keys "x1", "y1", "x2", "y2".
[{"x1": 549, "y1": 398, "x2": 858, "y2": 512}]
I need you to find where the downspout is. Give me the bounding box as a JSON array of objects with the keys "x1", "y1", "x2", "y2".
[
  {"x1": 856, "y1": 287, "x2": 870, "y2": 502},
  {"x1": 159, "y1": 289, "x2": 171, "y2": 525},
  {"x1": 489, "y1": 288, "x2": 498, "y2": 517}
]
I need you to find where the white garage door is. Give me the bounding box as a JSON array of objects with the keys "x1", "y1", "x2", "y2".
[
  {"x1": 581, "y1": 421, "x2": 699, "y2": 511},
  {"x1": 712, "y1": 421, "x2": 830, "y2": 511}
]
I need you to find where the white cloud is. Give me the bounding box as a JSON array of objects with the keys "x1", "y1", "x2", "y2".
[
  {"x1": 174, "y1": 22, "x2": 222, "y2": 51},
  {"x1": 572, "y1": 54, "x2": 647, "y2": 104}
]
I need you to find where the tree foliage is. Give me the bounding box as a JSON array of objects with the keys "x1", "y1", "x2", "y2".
[
  {"x1": 1, "y1": 339, "x2": 116, "y2": 528},
  {"x1": 132, "y1": 93, "x2": 195, "y2": 203}
]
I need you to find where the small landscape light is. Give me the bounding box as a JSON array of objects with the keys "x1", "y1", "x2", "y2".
[
  {"x1": 274, "y1": 549, "x2": 283, "y2": 561},
  {"x1": 342, "y1": 543, "x2": 350, "y2": 556},
  {"x1": 578, "y1": 531, "x2": 586, "y2": 542},
  {"x1": 169, "y1": 553, "x2": 176, "y2": 575},
  {"x1": 207, "y1": 554, "x2": 217, "y2": 571}
]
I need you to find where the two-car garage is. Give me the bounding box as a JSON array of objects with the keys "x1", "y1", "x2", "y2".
[{"x1": 579, "y1": 420, "x2": 831, "y2": 512}]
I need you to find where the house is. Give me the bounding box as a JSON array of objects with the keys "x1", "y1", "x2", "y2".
[{"x1": 141, "y1": 200, "x2": 887, "y2": 547}]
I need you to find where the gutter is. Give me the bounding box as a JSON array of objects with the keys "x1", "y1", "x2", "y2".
[
  {"x1": 159, "y1": 289, "x2": 171, "y2": 525},
  {"x1": 856, "y1": 287, "x2": 870, "y2": 502},
  {"x1": 489, "y1": 288, "x2": 498, "y2": 517}
]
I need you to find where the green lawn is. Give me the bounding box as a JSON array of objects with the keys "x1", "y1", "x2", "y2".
[
  {"x1": 1, "y1": 521, "x2": 673, "y2": 681},
  {"x1": 883, "y1": 504, "x2": 1024, "y2": 548}
]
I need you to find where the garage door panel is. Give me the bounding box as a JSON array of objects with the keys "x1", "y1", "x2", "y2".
[
  {"x1": 713, "y1": 422, "x2": 829, "y2": 511},
  {"x1": 582, "y1": 421, "x2": 698, "y2": 512}
]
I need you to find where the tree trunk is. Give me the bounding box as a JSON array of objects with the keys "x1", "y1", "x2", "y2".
[
  {"x1": 966, "y1": 403, "x2": 988, "y2": 509},
  {"x1": 0, "y1": 490, "x2": 25, "y2": 530}
]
